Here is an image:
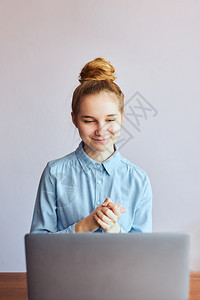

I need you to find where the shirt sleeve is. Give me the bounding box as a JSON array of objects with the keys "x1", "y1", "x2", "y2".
[
  {"x1": 130, "y1": 174, "x2": 152, "y2": 233},
  {"x1": 30, "y1": 163, "x2": 77, "y2": 234}
]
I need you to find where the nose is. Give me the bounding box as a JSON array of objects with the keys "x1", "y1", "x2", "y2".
[{"x1": 95, "y1": 121, "x2": 107, "y2": 136}]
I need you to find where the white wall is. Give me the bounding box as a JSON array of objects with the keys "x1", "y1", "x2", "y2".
[{"x1": 0, "y1": 0, "x2": 200, "y2": 271}]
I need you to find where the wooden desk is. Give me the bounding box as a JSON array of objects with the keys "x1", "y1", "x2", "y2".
[
  {"x1": 0, "y1": 273, "x2": 27, "y2": 300},
  {"x1": 0, "y1": 272, "x2": 200, "y2": 300},
  {"x1": 190, "y1": 272, "x2": 200, "y2": 300}
]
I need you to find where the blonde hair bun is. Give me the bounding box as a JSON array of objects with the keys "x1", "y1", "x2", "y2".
[{"x1": 79, "y1": 57, "x2": 116, "y2": 84}]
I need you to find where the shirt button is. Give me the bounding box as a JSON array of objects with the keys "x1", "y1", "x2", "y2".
[
  {"x1": 97, "y1": 180, "x2": 102, "y2": 184},
  {"x1": 96, "y1": 164, "x2": 101, "y2": 168},
  {"x1": 96, "y1": 200, "x2": 100, "y2": 205}
]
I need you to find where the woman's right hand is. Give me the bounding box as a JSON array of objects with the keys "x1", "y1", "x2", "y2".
[
  {"x1": 75, "y1": 205, "x2": 102, "y2": 233},
  {"x1": 75, "y1": 198, "x2": 125, "y2": 233}
]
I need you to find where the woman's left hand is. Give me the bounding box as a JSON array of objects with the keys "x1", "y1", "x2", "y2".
[{"x1": 94, "y1": 199, "x2": 126, "y2": 233}]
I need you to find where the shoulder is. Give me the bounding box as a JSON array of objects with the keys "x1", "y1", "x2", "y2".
[
  {"x1": 118, "y1": 155, "x2": 152, "y2": 197},
  {"x1": 119, "y1": 154, "x2": 149, "y2": 181},
  {"x1": 45, "y1": 150, "x2": 78, "y2": 173}
]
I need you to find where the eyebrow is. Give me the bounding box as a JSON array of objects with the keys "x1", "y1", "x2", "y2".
[{"x1": 81, "y1": 114, "x2": 118, "y2": 118}]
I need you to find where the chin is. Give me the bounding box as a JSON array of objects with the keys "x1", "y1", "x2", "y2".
[
  {"x1": 93, "y1": 142, "x2": 114, "y2": 153},
  {"x1": 86, "y1": 140, "x2": 114, "y2": 152}
]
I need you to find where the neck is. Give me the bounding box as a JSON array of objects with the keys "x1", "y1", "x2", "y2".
[{"x1": 83, "y1": 144, "x2": 115, "y2": 162}]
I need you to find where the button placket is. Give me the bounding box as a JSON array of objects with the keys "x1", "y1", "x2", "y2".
[{"x1": 95, "y1": 170, "x2": 103, "y2": 207}]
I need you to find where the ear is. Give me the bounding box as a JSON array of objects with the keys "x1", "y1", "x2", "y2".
[
  {"x1": 71, "y1": 112, "x2": 77, "y2": 128},
  {"x1": 121, "y1": 112, "x2": 124, "y2": 124}
]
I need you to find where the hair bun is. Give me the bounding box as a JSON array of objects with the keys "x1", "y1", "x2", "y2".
[{"x1": 79, "y1": 57, "x2": 116, "y2": 84}]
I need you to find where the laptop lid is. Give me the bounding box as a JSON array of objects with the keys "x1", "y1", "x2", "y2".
[{"x1": 25, "y1": 233, "x2": 190, "y2": 300}]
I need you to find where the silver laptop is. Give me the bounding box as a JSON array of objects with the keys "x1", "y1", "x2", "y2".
[{"x1": 25, "y1": 233, "x2": 190, "y2": 300}]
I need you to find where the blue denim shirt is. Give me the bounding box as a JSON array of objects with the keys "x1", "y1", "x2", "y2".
[{"x1": 30, "y1": 142, "x2": 152, "y2": 233}]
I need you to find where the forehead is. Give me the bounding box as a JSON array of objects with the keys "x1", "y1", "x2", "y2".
[{"x1": 78, "y1": 92, "x2": 120, "y2": 116}]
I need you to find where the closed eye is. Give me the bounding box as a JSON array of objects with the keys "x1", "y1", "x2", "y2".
[
  {"x1": 83, "y1": 119, "x2": 115, "y2": 123},
  {"x1": 83, "y1": 120, "x2": 94, "y2": 123}
]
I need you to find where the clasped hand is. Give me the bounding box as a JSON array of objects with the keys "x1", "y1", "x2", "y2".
[
  {"x1": 75, "y1": 197, "x2": 126, "y2": 233},
  {"x1": 93, "y1": 197, "x2": 127, "y2": 233}
]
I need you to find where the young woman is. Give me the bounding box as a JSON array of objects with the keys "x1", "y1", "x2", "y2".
[{"x1": 30, "y1": 57, "x2": 152, "y2": 234}]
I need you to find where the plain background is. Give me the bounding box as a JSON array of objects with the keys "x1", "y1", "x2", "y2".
[{"x1": 0, "y1": 0, "x2": 200, "y2": 271}]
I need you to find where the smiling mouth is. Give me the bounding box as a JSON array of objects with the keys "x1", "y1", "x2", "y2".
[{"x1": 92, "y1": 137, "x2": 110, "y2": 143}]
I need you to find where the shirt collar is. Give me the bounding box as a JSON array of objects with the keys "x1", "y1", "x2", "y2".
[{"x1": 75, "y1": 141, "x2": 121, "y2": 175}]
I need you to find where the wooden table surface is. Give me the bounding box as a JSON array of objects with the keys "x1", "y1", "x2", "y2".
[{"x1": 0, "y1": 272, "x2": 200, "y2": 300}]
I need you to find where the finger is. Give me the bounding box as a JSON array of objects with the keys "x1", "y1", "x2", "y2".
[
  {"x1": 94, "y1": 214, "x2": 110, "y2": 231},
  {"x1": 96, "y1": 209, "x2": 114, "y2": 225},
  {"x1": 107, "y1": 202, "x2": 121, "y2": 217},
  {"x1": 102, "y1": 197, "x2": 112, "y2": 207},
  {"x1": 102, "y1": 199, "x2": 127, "y2": 213},
  {"x1": 116, "y1": 204, "x2": 127, "y2": 213},
  {"x1": 101, "y1": 207, "x2": 118, "y2": 223},
  {"x1": 103, "y1": 200, "x2": 127, "y2": 213}
]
